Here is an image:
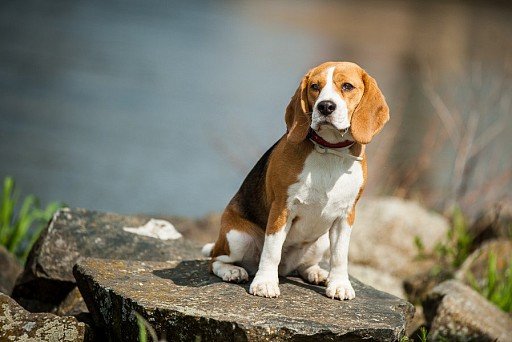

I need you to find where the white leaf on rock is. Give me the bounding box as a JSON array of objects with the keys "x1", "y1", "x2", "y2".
[{"x1": 123, "y1": 219, "x2": 182, "y2": 240}]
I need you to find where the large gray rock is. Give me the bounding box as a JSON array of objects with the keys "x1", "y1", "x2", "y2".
[
  {"x1": 74, "y1": 258, "x2": 415, "y2": 342},
  {"x1": 423, "y1": 280, "x2": 512, "y2": 341},
  {"x1": 0, "y1": 245, "x2": 22, "y2": 295},
  {"x1": 0, "y1": 292, "x2": 90, "y2": 341},
  {"x1": 13, "y1": 208, "x2": 202, "y2": 312},
  {"x1": 348, "y1": 263, "x2": 406, "y2": 299},
  {"x1": 350, "y1": 197, "x2": 449, "y2": 277}
]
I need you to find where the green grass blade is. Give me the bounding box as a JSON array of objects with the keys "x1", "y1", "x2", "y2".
[
  {"x1": 0, "y1": 177, "x2": 14, "y2": 223},
  {"x1": 136, "y1": 313, "x2": 147, "y2": 342},
  {"x1": 0, "y1": 176, "x2": 61, "y2": 264},
  {"x1": 6, "y1": 195, "x2": 36, "y2": 253},
  {"x1": 487, "y1": 252, "x2": 497, "y2": 299},
  {"x1": 466, "y1": 271, "x2": 480, "y2": 292},
  {"x1": 417, "y1": 326, "x2": 428, "y2": 342},
  {"x1": 0, "y1": 177, "x2": 15, "y2": 244},
  {"x1": 134, "y1": 311, "x2": 158, "y2": 342}
]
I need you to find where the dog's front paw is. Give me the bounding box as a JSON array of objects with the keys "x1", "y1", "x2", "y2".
[
  {"x1": 326, "y1": 279, "x2": 355, "y2": 300},
  {"x1": 249, "y1": 275, "x2": 280, "y2": 298}
]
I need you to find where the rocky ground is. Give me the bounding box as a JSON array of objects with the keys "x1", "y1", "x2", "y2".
[{"x1": 0, "y1": 197, "x2": 511, "y2": 341}]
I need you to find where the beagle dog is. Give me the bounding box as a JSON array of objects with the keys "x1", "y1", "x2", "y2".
[{"x1": 202, "y1": 61, "x2": 389, "y2": 299}]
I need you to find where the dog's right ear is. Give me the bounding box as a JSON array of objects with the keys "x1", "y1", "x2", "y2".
[
  {"x1": 350, "y1": 71, "x2": 389, "y2": 145},
  {"x1": 285, "y1": 71, "x2": 311, "y2": 144}
]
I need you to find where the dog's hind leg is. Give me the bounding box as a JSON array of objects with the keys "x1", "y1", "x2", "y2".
[
  {"x1": 209, "y1": 207, "x2": 262, "y2": 283},
  {"x1": 296, "y1": 233, "x2": 329, "y2": 285}
]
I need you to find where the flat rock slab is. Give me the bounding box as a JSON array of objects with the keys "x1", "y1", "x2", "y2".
[
  {"x1": 0, "y1": 292, "x2": 90, "y2": 341},
  {"x1": 75, "y1": 258, "x2": 414, "y2": 341},
  {"x1": 13, "y1": 208, "x2": 202, "y2": 310}
]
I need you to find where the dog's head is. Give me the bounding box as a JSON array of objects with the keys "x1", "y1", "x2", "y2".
[{"x1": 285, "y1": 62, "x2": 389, "y2": 145}]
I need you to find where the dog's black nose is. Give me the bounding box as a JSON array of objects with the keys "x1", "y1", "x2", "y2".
[{"x1": 317, "y1": 100, "x2": 336, "y2": 115}]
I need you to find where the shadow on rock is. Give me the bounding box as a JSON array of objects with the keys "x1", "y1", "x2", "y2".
[
  {"x1": 153, "y1": 260, "x2": 331, "y2": 298},
  {"x1": 153, "y1": 260, "x2": 224, "y2": 288},
  {"x1": 280, "y1": 277, "x2": 326, "y2": 296}
]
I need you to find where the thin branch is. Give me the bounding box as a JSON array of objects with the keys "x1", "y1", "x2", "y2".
[
  {"x1": 423, "y1": 83, "x2": 461, "y2": 147},
  {"x1": 470, "y1": 115, "x2": 507, "y2": 158}
]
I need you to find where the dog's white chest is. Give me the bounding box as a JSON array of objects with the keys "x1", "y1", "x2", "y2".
[{"x1": 285, "y1": 150, "x2": 363, "y2": 244}]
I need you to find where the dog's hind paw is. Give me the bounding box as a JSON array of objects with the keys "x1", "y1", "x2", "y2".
[
  {"x1": 221, "y1": 266, "x2": 249, "y2": 283},
  {"x1": 300, "y1": 265, "x2": 329, "y2": 285}
]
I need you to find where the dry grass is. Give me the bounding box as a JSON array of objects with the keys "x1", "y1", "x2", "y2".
[{"x1": 371, "y1": 60, "x2": 512, "y2": 217}]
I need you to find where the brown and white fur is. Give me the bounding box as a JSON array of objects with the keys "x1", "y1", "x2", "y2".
[{"x1": 202, "y1": 61, "x2": 389, "y2": 300}]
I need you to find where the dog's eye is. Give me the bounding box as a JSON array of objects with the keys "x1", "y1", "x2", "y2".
[
  {"x1": 342, "y1": 83, "x2": 354, "y2": 91},
  {"x1": 310, "y1": 83, "x2": 320, "y2": 91}
]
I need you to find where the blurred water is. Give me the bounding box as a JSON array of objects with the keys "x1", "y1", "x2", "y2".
[{"x1": 1, "y1": 0, "x2": 511, "y2": 217}]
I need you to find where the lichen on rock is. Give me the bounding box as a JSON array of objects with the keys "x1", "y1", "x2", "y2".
[{"x1": 0, "y1": 292, "x2": 89, "y2": 341}]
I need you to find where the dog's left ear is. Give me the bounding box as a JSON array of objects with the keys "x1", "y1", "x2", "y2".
[
  {"x1": 350, "y1": 71, "x2": 389, "y2": 144},
  {"x1": 285, "y1": 70, "x2": 311, "y2": 144}
]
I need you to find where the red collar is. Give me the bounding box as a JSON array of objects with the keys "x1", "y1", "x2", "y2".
[{"x1": 308, "y1": 130, "x2": 355, "y2": 149}]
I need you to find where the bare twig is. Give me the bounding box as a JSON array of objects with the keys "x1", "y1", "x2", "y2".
[
  {"x1": 423, "y1": 83, "x2": 461, "y2": 147},
  {"x1": 393, "y1": 117, "x2": 445, "y2": 198},
  {"x1": 417, "y1": 60, "x2": 511, "y2": 214}
]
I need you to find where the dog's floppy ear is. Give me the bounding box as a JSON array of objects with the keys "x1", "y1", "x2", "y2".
[
  {"x1": 285, "y1": 71, "x2": 311, "y2": 144},
  {"x1": 350, "y1": 71, "x2": 389, "y2": 144}
]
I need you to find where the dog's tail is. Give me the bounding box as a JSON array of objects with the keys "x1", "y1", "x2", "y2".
[{"x1": 201, "y1": 242, "x2": 215, "y2": 257}]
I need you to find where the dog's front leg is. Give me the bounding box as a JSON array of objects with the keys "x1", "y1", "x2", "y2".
[
  {"x1": 326, "y1": 217, "x2": 355, "y2": 300},
  {"x1": 249, "y1": 203, "x2": 291, "y2": 298}
]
